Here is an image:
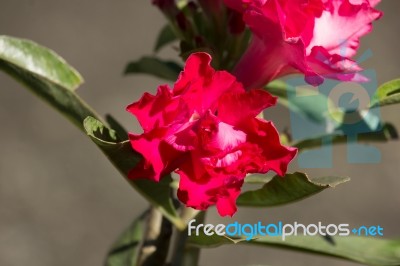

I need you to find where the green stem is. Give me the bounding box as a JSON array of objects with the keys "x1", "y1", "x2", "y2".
[
  {"x1": 137, "y1": 207, "x2": 173, "y2": 266},
  {"x1": 170, "y1": 209, "x2": 206, "y2": 266}
]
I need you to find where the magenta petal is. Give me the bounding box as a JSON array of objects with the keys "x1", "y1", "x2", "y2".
[
  {"x1": 126, "y1": 85, "x2": 187, "y2": 132},
  {"x1": 177, "y1": 160, "x2": 244, "y2": 217},
  {"x1": 308, "y1": 0, "x2": 382, "y2": 58},
  {"x1": 307, "y1": 46, "x2": 368, "y2": 82},
  {"x1": 246, "y1": 119, "x2": 298, "y2": 176},
  {"x1": 234, "y1": 7, "x2": 322, "y2": 88},
  {"x1": 196, "y1": 111, "x2": 247, "y2": 154},
  {"x1": 164, "y1": 120, "x2": 198, "y2": 152},
  {"x1": 174, "y1": 53, "x2": 244, "y2": 114},
  {"x1": 180, "y1": 71, "x2": 243, "y2": 114},
  {"x1": 218, "y1": 89, "x2": 277, "y2": 125},
  {"x1": 128, "y1": 130, "x2": 183, "y2": 182}
]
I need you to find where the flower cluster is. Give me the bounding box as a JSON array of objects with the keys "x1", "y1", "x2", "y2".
[{"x1": 127, "y1": 0, "x2": 381, "y2": 216}]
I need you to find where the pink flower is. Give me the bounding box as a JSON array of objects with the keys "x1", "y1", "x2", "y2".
[
  {"x1": 223, "y1": 0, "x2": 382, "y2": 88},
  {"x1": 127, "y1": 53, "x2": 297, "y2": 216}
]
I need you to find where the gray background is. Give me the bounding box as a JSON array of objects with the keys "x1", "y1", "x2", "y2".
[{"x1": 0, "y1": 1, "x2": 399, "y2": 265}]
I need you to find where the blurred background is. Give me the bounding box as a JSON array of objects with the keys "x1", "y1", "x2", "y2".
[{"x1": 0, "y1": 1, "x2": 399, "y2": 266}]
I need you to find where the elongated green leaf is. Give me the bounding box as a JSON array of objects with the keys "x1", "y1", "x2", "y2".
[
  {"x1": 105, "y1": 210, "x2": 147, "y2": 266},
  {"x1": 0, "y1": 35, "x2": 82, "y2": 90},
  {"x1": 266, "y1": 80, "x2": 335, "y2": 123},
  {"x1": 124, "y1": 57, "x2": 182, "y2": 81},
  {"x1": 251, "y1": 236, "x2": 400, "y2": 266},
  {"x1": 237, "y1": 173, "x2": 349, "y2": 207},
  {"x1": 83, "y1": 117, "x2": 185, "y2": 230},
  {"x1": 371, "y1": 79, "x2": 400, "y2": 108},
  {"x1": 293, "y1": 123, "x2": 398, "y2": 151},
  {"x1": 189, "y1": 234, "x2": 400, "y2": 266},
  {"x1": 0, "y1": 35, "x2": 99, "y2": 131},
  {"x1": 0, "y1": 36, "x2": 184, "y2": 229},
  {"x1": 154, "y1": 24, "x2": 178, "y2": 52}
]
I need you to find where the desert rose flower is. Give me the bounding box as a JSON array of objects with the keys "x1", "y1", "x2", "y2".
[
  {"x1": 127, "y1": 52, "x2": 297, "y2": 216},
  {"x1": 223, "y1": 0, "x2": 382, "y2": 88}
]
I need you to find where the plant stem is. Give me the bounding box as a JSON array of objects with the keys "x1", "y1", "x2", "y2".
[
  {"x1": 137, "y1": 207, "x2": 172, "y2": 266},
  {"x1": 170, "y1": 209, "x2": 205, "y2": 266}
]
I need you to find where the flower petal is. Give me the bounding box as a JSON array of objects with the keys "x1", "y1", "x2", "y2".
[
  {"x1": 174, "y1": 53, "x2": 244, "y2": 114},
  {"x1": 307, "y1": 45, "x2": 368, "y2": 82},
  {"x1": 218, "y1": 89, "x2": 277, "y2": 125},
  {"x1": 128, "y1": 129, "x2": 184, "y2": 181},
  {"x1": 126, "y1": 85, "x2": 187, "y2": 132},
  {"x1": 198, "y1": 111, "x2": 247, "y2": 153},
  {"x1": 177, "y1": 159, "x2": 244, "y2": 216},
  {"x1": 307, "y1": 0, "x2": 382, "y2": 57},
  {"x1": 233, "y1": 17, "x2": 322, "y2": 88},
  {"x1": 245, "y1": 119, "x2": 298, "y2": 176}
]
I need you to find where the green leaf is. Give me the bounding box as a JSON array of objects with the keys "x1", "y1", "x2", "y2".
[
  {"x1": 189, "y1": 233, "x2": 243, "y2": 248},
  {"x1": 252, "y1": 236, "x2": 400, "y2": 266},
  {"x1": 266, "y1": 80, "x2": 335, "y2": 123},
  {"x1": 0, "y1": 36, "x2": 184, "y2": 229},
  {"x1": 154, "y1": 24, "x2": 178, "y2": 52},
  {"x1": 124, "y1": 57, "x2": 182, "y2": 82},
  {"x1": 84, "y1": 116, "x2": 120, "y2": 143},
  {"x1": 371, "y1": 79, "x2": 400, "y2": 108},
  {"x1": 237, "y1": 173, "x2": 349, "y2": 207},
  {"x1": 243, "y1": 174, "x2": 274, "y2": 184},
  {"x1": 293, "y1": 123, "x2": 398, "y2": 152},
  {"x1": 0, "y1": 35, "x2": 99, "y2": 131},
  {"x1": 83, "y1": 117, "x2": 185, "y2": 230},
  {"x1": 189, "y1": 234, "x2": 400, "y2": 266},
  {"x1": 0, "y1": 35, "x2": 82, "y2": 90},
  {"x1": 105, "y1": 210, "x2": 147, "y2": 266}
]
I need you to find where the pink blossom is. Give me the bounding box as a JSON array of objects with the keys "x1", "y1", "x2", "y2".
[
  {"x1": 223, "y1": 0, "x2": 382, "y2": 88},
  {"x1": 127, "y1": 53, "x2": 297, "y2": 216}
]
